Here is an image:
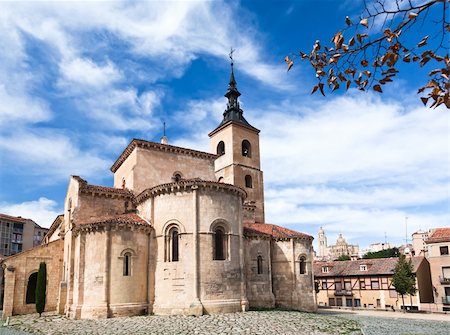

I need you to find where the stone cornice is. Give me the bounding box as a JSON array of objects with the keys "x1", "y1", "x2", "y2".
[
  {"x1": 110, "y1": 139, "x2": 218, "y2": 173},
  {"x1": 73, "y1": 220, "x2": 152, "y2": 237},
  {"x1": 136, "y1": 179, "x2": 247, "y2": 204}
]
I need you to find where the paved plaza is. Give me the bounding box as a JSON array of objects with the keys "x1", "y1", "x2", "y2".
[
  {"x1": 1, "y1": 309, "x2": 449, "y2": 335},
  {"x1": 1, "y1": 311, "x2": 361, "y2": 335}
]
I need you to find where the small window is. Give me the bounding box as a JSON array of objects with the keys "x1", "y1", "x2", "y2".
[
  {"x1": 440, "y1": 246, "x2": 449, "y2": 255},
  {"x1": 299, "y1": 256, "x2": 306, "y2": 274},
  {"x1": 360, "y1": 264, "x2": 367, "y2": 271},
  {"x1": 242, "y1": 140, "x2": 251, "y2": 157},
  {"x1": 245, "y1": 175, "x2": 252, "y2": 188},
  {"x1": 213, "y1": 226, "x2": 227, "y2": 260},
  {"x1": 257, "y1": 255, "x2": 263, "y2": 274},
  {"x1": 218, "y1": 177, "x2": 224, "y2": 183},
  {"x1": 171, "y1": 229, "x2": 179, "y2": 261},
  {"x1": 371, "y1": 280, "x2": 380, "y2": 289},
  {"x1": 217, "y1": 141, "x2": 225, "y2": 155},
  {"x1": 174, "y1": 174, "x2": 182, "y2": 183},
  {"x1": 123, "y1": 252, "x2": 132, "y2": 276},
  {"x1": 322, "y1": 266, "x2": 329, "y2": 273},
  {"x1": 166, "y1": 227, "x2": 179, "y2": 262}
]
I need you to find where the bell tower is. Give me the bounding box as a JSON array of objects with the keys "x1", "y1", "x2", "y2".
[{"x1": 209, "y1": 54, "x2": 265, "y2": 223}]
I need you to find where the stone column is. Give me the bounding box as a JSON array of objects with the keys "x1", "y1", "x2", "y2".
[
  {"x1": 1, "y1": 266, "x2": 16, "y2": 319},
  {"x1": 291, "y1": 238, "x2": 297, "y2": 308},
  {"x1": 190, "y1": 185, "x2": 203, "y2": 315},
  {"x1": 104, "y1": 227, "x2": 111, "y2": 317},
  {"x1": 238, "y1": 199, "x2": 249, "y2": 311}
]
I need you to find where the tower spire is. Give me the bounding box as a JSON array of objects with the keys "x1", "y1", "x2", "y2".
[{"x1": 208, "y1": 49, "x2": 259, "y2": 135}]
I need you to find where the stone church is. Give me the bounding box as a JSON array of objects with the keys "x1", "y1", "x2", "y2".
[{"x1": 1, "y1": 63, "x2": 316, "y2": 319}]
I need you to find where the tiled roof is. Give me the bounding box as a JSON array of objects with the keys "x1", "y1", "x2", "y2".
[
  {"x1": 0, "y1": 213, "x2": 33, "y2": 224},
  {"x1": 111, "y1": 139, "x2": 217, "y2": 173},
  {"x1": 74, "y1": 176, "x2": 134, "y2": 197},
  {"x1": 314, "y1": 257, "x2": 424, "y2": 277},
  {"x1": 244, "y1": 222, "x2": 312, "y2": 239},
  {"x1": 78, "y1": 213, "x2": 149, "y2": 226},
  {"x1": 425, "y1": 228, "x2": 450, "y2": 244}
]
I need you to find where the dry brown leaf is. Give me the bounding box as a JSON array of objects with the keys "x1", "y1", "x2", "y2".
[
  {"x1": 373, "y1": 85, "x2": 383, "y2": 93},
  {"x1": 403, "y1": 54, "x2": 411, "y2": 63},
  {"x1": 348, "y1": 37, "x2": 355, "y2": 46},
  {"x1": 318, "y1": 82, "x2": 325, "y2": 96},
  {"x1": 346, "y1": 80, "x2": 351, "y2": 90},
  {"x1": 311, "y1": 85, "x2": 319, "y2": 95},
  {"x1": 417, "y1": 35, "x2": 429, "y2": 48},
  {"x1": 345, "y1": 16, "x2": 352, "y2": 26},
  {"x1": 360, "y1": 59, "x2": 369, "y2": 67},
  {"x1": 360, "y1": 18, "x2": 369, "y2": 28},
  {"x1": 408, "y1": 12, "x2": 418, "y2": 20},
  {"x1": 420, "y1": 97, "x2": 429, "y2": 106}
]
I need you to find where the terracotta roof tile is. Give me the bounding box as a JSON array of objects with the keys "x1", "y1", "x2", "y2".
[
  {"x1": 74, "y1": 176, "x2": 134, "y2": 197},
  {"x1": 244, "y1": 222, "x2": 312, "y2": 239},
  {"x1": 0, "y1": 213, "x2": 33, "y2": 224},
  {"x1": 314, "y1": 257, "x2": 423, "y2": 277},
  {"x1": 426, "y1": 228, "x2": 450, "y2": 243},
  {"x1": 78, "y1": 213, "x2": 149, "y2": 226}
]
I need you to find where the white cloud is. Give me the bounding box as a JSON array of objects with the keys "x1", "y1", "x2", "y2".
[
  {"x1": 60, "y1": 58, "x2": 122, "y2": 88},
  {"x1": 0, "y1": 84, "x2": 51, "y2": 125},
  {"x1": 0, "y1": 130, "x2": 111, "y2": 182},
  {"x1": 0, "y1": 197, "x2": 61, "y2": 228}
]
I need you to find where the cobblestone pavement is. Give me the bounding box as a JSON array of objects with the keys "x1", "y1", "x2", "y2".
[
  {"x1": 319, "y1": 310, "x2": 450, "y2": 335},
  {"x1": 1, "y1": 311, "x2": 362, "y2": 335}
]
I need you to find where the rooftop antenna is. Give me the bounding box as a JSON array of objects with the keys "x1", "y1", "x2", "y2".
[{"x1": 160, "y1": 121, "x2": 168, "y2": 145}]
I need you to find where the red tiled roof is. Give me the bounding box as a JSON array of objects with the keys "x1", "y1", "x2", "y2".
[
  {"x1": 314, "y1": 257, "x2": 424, "y2": 277},
  {"x1": 0, "y1": 213, "x2": 33, "y2": 224},
  {"x1": 425, "y1": 228, "x2": 450, "y2": 244},
  {"x1": 78, "y1": 213, "x2": 149, "y2": 226},
  {"x1": 74, "y1": 176, "x2": 134, "y2": 197},
  {"x1": 244, "y1": 222, "x2": 312, "y2": 239}
]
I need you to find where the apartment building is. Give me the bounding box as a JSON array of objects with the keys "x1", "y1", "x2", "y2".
[{"x1": 425, "y1": 227, "x2": 450, "y2": 312}]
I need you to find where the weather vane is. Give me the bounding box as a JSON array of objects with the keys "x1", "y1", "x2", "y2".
[{"x1": 229, "y1": 47, "x2": 235, "y2": 65}]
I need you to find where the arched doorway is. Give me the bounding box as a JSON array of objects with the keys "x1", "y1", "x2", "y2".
[{"x1": 26, "y1": 272, "x2": 38, "y2": 304}]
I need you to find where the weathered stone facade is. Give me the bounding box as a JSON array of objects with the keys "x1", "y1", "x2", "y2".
[{"x1": 1, "y1": 65, "x2": 316, "y2": 319}]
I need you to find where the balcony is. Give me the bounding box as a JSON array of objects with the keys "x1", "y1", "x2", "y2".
[
  {"x1": 439, "y1": 276, "x2": 450, "y2": 285},
  {"x1": 442, "y1": 296, "x2": 450, "y2": 305},
  {"x1": 335, "y1": 289, "x2": 353, "y2": 296}
]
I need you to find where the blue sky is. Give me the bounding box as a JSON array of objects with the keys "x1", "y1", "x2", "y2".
[{"x1": 0, "y1": 0, "x2": 448, "y2": 250}]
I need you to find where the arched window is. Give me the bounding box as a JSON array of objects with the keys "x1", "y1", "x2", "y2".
[
  {"x1": 26, "y1": 272, "x2": 38, "y2": 304},
  {"x1": 242, "y1": 140, "x2": 251, "y2": 157},
  {"x1": 217, "y1": 141, "x2": 225, "y2": 155},
  {"x1": 257, "y1": 255, "x2": 263, "y2": 274},
  {"x1": 213, "y1": 227, "x2": 226, "y2": 260},
  {"x1": 299, "y1": 256, "x2": 307, "y2": 275},
  {"x1": 172, "y1": 171, "x2": 183, "y2": 183},
  {"x1": 245, "y1": 175, "x2": 253, "y2": 188},
  {"x1": 166, "y1": 226, "x2": 180, "y2": 262},
  {"x1": 218, "y1": 177, "x2": 224, "y2": 183},
  {"x1": 123, "y1": 252, "x2": 132, "y2": 276}
]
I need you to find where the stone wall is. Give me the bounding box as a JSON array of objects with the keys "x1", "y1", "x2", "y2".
[
  {"x1": 271, "y1": 239, "x2": 316, "y2": 312},
  {"x1": 116, "y1": 146, "x2": 217, "y2": 195},
  {"x1": 244, "y1": 237, "x2": 275, "y2": 308},
  {"x1": 2, "y1": 239, "x2": 63, "y2": 318},
  {"x1": 141, "y1": 182, "x2": 246, "y2": 316}
]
